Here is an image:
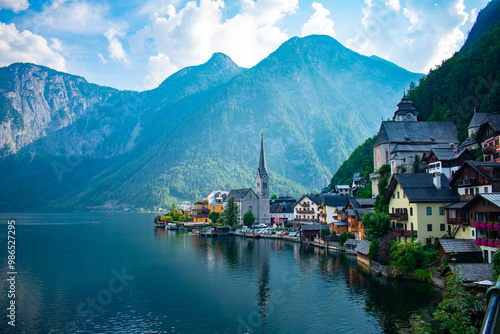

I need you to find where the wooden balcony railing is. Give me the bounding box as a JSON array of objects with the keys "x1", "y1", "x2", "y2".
[
  {"x1": 389, "y1": 213, "x2": 408, "y2": 221},
  {"x1": 389, "y1": 228, "x2": 417, "y2": 237},
  {"x1": 457, "y1": 179, "x2": 478, "y2": 186}
]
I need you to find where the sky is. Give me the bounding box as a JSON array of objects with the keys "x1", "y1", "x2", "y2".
[{"x1": 0, "y1": 0, "x2": 491, "y2": 91}]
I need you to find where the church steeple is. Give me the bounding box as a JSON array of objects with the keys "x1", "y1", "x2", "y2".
[
  {"x1": 258, "y1": 132, "x2": 268, "y2": 178},
  {"x1": 256, "y1": 132, "x2": 270, "y2": 224},
  {"x1": 393, "y1": 93, "x2": 419, "y2": 121}
]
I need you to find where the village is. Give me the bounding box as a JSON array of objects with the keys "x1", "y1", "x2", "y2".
[{"x1": 155, "y1": 94, "x2": 500, "y2": 291}]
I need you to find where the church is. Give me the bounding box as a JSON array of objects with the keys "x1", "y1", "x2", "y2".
[
  {"x1": 370, "y1": 94, "x2": 460, "y2": 196},
  {"x1": 224, "y1": 133, "x2": 271, "y2": 225}
]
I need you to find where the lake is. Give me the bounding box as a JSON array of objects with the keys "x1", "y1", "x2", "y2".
[{"x1": 0, "y1": 213, "x2": 442, "y2": 333}]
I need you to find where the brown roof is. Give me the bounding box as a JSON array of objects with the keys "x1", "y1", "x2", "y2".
[{"x1": 437, "y1": 239, "x2": 481, "y2": 254}]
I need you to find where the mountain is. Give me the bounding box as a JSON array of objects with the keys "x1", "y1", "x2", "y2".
[
  {"x1": 327, "y1": 0, "x2": 500, "y2": 190},
  {"x1": 0, "y1": 35, "x2": 421, "y2": 211}
]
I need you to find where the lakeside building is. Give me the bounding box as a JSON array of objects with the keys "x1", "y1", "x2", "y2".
[
  {"x1": 322, "y1": 195, "x2": 350, "y2": 233},
  {"x1": 344, "y1": 197, "x2": 375, "y2": 240},
  {"x1": 293, "y1": 194, "x2": 322, "y2": 224},
  {"x1": 382, "y1": 173, "x2": 460, "y2": 244},
  {"x1": 370, "y1": 95, "x2": 460, "y2": 196},
  {"x1": 192, "y1": 200, "x2": 210, "y2": 223},
  {"x1": 224, "y1": 188, "x2": 259, "y2": 224}
]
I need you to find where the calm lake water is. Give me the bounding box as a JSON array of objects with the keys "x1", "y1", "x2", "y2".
[{"x1": 0, "y1": 213, "x2": 442, "y2": 333}]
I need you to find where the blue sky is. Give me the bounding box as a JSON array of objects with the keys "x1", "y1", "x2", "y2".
[{"x1": 0, "y1": 0, "x2": 491, "y2": 91}]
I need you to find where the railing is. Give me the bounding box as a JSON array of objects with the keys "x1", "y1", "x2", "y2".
[
  {"x1": 297, "y1": 209, "x2": 314, "y2": 214},
  {"x1": 300, "y1": 203, "x2": 310, "y2": 207},
  {"x1": 480, "y1": 276, "x2": 500, "y2": 334},
  {"x1": 389, "y1": 213, "x2": 408, "y2": 221},
  {"x1": 389, "y1": 228, "x2": 417, "y2": 237},
  {"x1": 482, "y1": 146, "x2": 496, "y2": 155},
  {"x1": 458, "y1": 179, "x2": 478, "y2": 186}
]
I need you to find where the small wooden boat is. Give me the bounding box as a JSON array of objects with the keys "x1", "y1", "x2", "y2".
[{"x1": 92, "y1": 221, "x2": 100, "y2": 224}]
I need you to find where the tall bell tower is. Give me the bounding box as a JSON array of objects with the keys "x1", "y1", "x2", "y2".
[{"x1": 256, "y1": 132, "x2": 270, "y2": 225}]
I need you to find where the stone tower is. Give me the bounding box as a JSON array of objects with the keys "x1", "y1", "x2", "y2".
[
  {"x1": 392, "y1": 93, "x2": 419, "y2": 121},
  {"x1": 256, "y1": 133, "x2": 270, "y2": 225}
]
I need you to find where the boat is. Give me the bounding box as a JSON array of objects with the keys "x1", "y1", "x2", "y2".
[
  {"x1": 155, "y1": 221, "x2": 166, "y2": 228},
  {"x1": 167, "y1": 223, "x2": 178, "y2": 230},
  {"x1": 92, "y1": 221, "x2": 99, "y2": 224}
]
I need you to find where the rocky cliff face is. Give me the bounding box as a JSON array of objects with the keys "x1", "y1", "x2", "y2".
[{"x1": 0, "y1": 63, "x2": 117, "y2": 156}]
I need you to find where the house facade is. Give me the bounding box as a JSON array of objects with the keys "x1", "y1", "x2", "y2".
[
  {"x1": 425, "y1": 148, "x2": 475, "y2": 179},
  {"x1": 192, "y1": 200, "x2": 210, "y2": 223},
  {"x1": 448, "y1": 161, "x2": 500, "y2": 201},
  {"x1": 293, "y1": 194, "x2": 322, "y2": 224},
  {"x1": 383, "y1": 173, "x2": 460, "y2": 244},
  {"x1": 477, "y1": 114, "x2": 500, "y2": 163}
]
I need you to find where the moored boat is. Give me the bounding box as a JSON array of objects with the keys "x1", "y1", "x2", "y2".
[
  {"x1": 167, "y1": 222, "x2": 178, "y2": 230},
  {"x1": 155, "y1": 221, "x2": 166, "y2": 228}
]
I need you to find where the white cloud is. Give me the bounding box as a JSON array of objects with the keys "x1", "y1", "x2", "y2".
[
  {"x1": 347, "y1": 0, "x2": 469, "y2": 73},
  {"x1": 104, "y1": 28, "x2": 130, "y2": 65},
  {"x1": 138, "y1": 0, "x2": 298, "y2": 88},
  {"x1": 0, "y1": 22, "x2": 66, "y2": 71},
  {"x1": 145, "y1": 52, "x2": 179, "y2": 89},
  {"x1": 0, "y1": 0, "x2": 29, "y2": 13},
  {"x1": 301, "y1": 1, "x2": 336, "y2": 38},
  {"x1": 29, "y1": 1, "x2": 125, "y2": 35},
  {"x1": 50, "y1": 37, "x2": 62, "y2": 51},
  {"x1": 98, "y1": 53, "x2": 108, "y2": 64},
  {"x1": 385, "y1": 0, "x2": 400, "y2": 11}
]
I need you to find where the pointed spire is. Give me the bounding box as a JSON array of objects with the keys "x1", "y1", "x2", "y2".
[{"x1": 258, "y1": 132, "x2": 268, "y2": 177}]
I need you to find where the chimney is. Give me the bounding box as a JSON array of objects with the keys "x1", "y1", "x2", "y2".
[{"x1": 433, "y1": 172, "x2": 442, "y2": 189}]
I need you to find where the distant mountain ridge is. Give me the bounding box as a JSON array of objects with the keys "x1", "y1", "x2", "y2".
[{"x1": 0, "y1": 35, "x2": 421, "y2": 211}]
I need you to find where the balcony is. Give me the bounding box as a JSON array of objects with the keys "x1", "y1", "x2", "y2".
[
  {"x1": 390, "y1": 228, "x2": 417, "y2": 237},
  {"x1": 300, "y1": 203, "x2": 310, "y2": 208},
  {"x1": 475, "y1": 238, "x2": 500, "y2": 248},
  {"x1": 482, "y1": 145, "x2": 496, "y2": 155},
  {"x1": 297, "y1": 209, "x2": 315, "y2": 214},
  {"x1": 473, "y1": 221, "x2": 500, "y2": 230},
  {"x1": 457, "y1": 179, "x2": 478, "y2": 186},
  {"x1": 389, "y1": 213, "x2": 408, "y2": 221}
]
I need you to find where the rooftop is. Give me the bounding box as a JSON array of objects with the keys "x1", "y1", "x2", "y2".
[
  {"x1": 437, "y1": 239, "x2": 482, "y2": 254},
  {"x1": 374, "y1": 121, "x2": 459, "y2": 147}
]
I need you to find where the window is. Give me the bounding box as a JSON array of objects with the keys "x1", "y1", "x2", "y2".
[
  {"x1": 485, "y1": 187, "x2": 489, "y2": 193},
  {"x1": 476, "y1": 188, "x2": 479, "y2": 195},
  {"x1": 495, "y1": 152, "x2": 500, "y2": 160},
  {"x1": 392, "y1": 208, "x2": 395, "y2": 213},
  {"x1": 397, "y1": 191, "x2": 400, "y2": 199},
  {"x1": 450, "y1": 209, "x2": 456, "y2": 219},
  {"x1": 426, "y1": 207, "x2": 432, "y2": 215},
  {"x1": 486, "y1": 155, "x2": 492, "y2": 162},
  {"x1": 440, "y1": 224, "x2": 445, "y2": 231},
  {"x1": 495, "y1": 138, "x2": 499, "y2": 146},
  {"x1": 465, "y1": 189, "x2": 469, "y2": 195},
  {"x1": 439, "y1": 207, "x2": 444, "y2": 215},
  {"x1": 410, "y1": 207, "x2": 413, "y2": 216},
  {"x1": 472, "y1": 230, "x2": 475, "y2": 237},
  {"x1": 393, "y1": 193, "x2": 395, "y2": 199},
  {"x1": 403, "y1": 192, "x2": 406, "y2": 198},
  {"x1": 427, "y1": 224, "x2": 432, "y2": 231}
]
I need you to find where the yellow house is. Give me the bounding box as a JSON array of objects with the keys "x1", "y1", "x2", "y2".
[
  {"x1": 207, "y1": 190, "x2": 229, "y2": 215},
  {"x1": 382, "y1": 173, "x2": 460, "y2": 245},
  {"x1": 192, "y1": 200, "x2": 210, "y2": 223}
]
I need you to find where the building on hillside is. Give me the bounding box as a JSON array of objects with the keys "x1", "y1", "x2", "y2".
[
  {"x1": 424, "y1": 148, "x2": 475, "y2": 179},
  {"x1": 442, "y1": 263, "x2": 494, "y2": 287},
  {"x1": 370, "y1": 95, "x2": 460, "y2": 196},
  {"x1": 293, "y1": 194, "x2": 322, "y2": 224},
  {"x1": 331, "y1": 185, "x2": 350, "y2": 196},
  {"x1": 477, "y1": 114, "x2": 500, "y2": 163},
  {"x1": 224, "y1": 188, "x2": 259, "y2": 224},
  {"x1": 256, "y1": 133, "x2": 270, "y2": 224},
  {"x1": 322, "y1": 195, "x2": 350, "y2": 234},
  {"x1": 448, "y1": 161, "x2": 500, "y2": 201},
  {"x1": 468, "y1": 112, "x2": 491, "y2": 138},
  {"x1": 344, "y1": 197, "x2": 375, "y2": 240},
  {"x1": 351, "y1": 173, "x2": 368, "y2": 196},
  {"x1": 434, "y1": 239, "x2": 483, "y2": 267},
  {"x1": 461, "y1": 193, "x2": 500, "y2": 263},
  {"x1": 192, "y1": 200, "x2": 210, "y2": 223},
  {"x1": 382, "y1": 173, "x2": 460, "y2": 244}
]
